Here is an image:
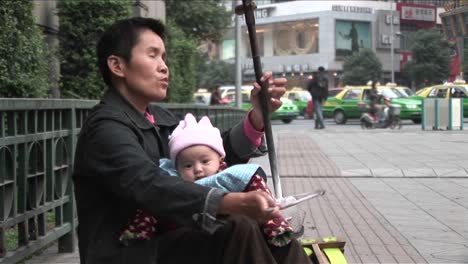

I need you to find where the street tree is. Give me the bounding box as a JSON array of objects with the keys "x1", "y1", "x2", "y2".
[
  {"x1": 165, "y1": 0, "x2": 232, "y2": 102},
  {"x1": 0, "y1": 0, "x2": 49, "y2": 97},
  {"x1": 165, "y1": 20, "x2": 198, "y2": 103},
  {"x1": 196, "y1": 59, "x2": 235, "y2": 89},
  {"x1": 403, "y1": 29, "x2": 451, "y2": 88},
  {"x1": 165, "y1": 0, "x2": 231, "y2": 44},
  {"x1": 342, "y1": 49, "x2": 382, "y2": 85},
  {"x1": 57, "y1": 0, "x2": 131, "y2": 99}
]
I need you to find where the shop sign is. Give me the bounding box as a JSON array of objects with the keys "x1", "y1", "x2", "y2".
[
  {"x1": 238, "y1": 7, "x2": 274, "y2": 21},
  {"x1": 332, "y1": 5, "x2": 372, "y2": 14},
  {"x1": 401, "y1": 5, "x2": 436, "y2": 22}
]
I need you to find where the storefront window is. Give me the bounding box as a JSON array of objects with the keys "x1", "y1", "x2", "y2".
[
  {"x1": 297, "y1": 31, "x2": 306, "y2": 49},
  {"x1": 335, "y1": 20, "x2": 371, "y2": 58},
  {"x1": 221, "y1": 39, "x2": 235, "y2": 60},
  {"x1": 272, "y1": 19, "x2": 319, "y2": 56},
  {"x1": 244, "y1": 31, "x2": 264, "y2": 58}
]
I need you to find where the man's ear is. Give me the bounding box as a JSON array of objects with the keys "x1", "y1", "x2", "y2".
[{"x1": 107, "y1": 55, "x2": 125, "y2": 78}]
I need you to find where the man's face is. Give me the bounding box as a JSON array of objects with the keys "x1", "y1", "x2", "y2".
[{"x1": 121, "y1": 29, "x2": 169, "y2": 103}]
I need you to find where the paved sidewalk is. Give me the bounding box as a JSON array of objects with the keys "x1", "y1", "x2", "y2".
[
  {"x1": 25, "y1": 121, "x2": 468, "y2": 263},
  {"x1": 257, "y1": 121, "x2": 468, "y2": 263}
]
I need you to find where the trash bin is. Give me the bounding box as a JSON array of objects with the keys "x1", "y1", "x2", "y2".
[
  {"x1": 422, "y1": 98, "x2": 463, "y2": 130},
  {"x1": 448, "y1": 98, "x2": 463, "y2": 130},
  {"x1": 422, "y1": 99, "x2": 436, "y2": 130}
]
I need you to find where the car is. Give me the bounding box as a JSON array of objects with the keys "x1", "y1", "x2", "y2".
[
  {"x1": 381, "y1": 82, "x2": 416, "y2": 98},
  {"x1": 193, "y1": 88, "x2": 211, "y2": 105},
  {"x1": 225, "y1": 90, "x2": 299, "y2": 124},
  {"x1": 409, "y1": 81, "x2": 468, "y2": 117},
  {"x1": 327, "y1": 87, "x2": 345, "y2": 97},
  {"x1": 304, "y1": 87, "x2": 343, "y2": 119},
  {"x1": 395, "y1": 86, "x2": 415, "y2": 97},
  {"x1": 271, "y1": 97, "x2": 300, "y2": 123},
  {"x1": 225, "y1": 90, "x2": 253, "y2": 110},
  {"x1": 323, "y1": 85, "x2": 422, "y2": 124},
  {"x1": 284, "y1": 88, "x2": 311, "y2": 116},
  {"x1": 220, "y1": 85, "x2": 253, "y2": 103}
]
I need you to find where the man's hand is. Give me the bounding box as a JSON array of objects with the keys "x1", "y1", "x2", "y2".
[
  {"x1": 218, "y1": 192, "x2": 281, "y2": 223},
  {"x1": 249, "y1": 71, "x2": 287, "y2": 131}
]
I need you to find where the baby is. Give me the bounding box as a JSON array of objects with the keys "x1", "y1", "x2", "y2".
[
  {"x1": 120, "y1": 113, "x2": 298, "y2": 247},
  {"x1": 167, "y1": 113, "x2": 299, "y2": 246}
]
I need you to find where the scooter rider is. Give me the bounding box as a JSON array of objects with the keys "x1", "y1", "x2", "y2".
[{"x1": 368, "y1": 80, "x2": 389, "y2": 122}]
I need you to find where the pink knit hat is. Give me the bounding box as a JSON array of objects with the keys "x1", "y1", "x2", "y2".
[{"x1": 169, "y1": 113, "x2": 225, "y2": 162}]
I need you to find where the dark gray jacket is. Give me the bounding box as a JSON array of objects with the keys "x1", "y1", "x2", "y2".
[{"x1": 73, "y1": 88, "x2": 264, "y2": 263}]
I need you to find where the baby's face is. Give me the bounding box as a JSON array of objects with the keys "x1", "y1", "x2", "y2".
[{"x1": 176, "y1": 145, "x2": 223, "y2": 181}]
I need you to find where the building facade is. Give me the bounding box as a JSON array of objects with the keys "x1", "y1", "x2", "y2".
[
  {"x1": 439, "y1": 0, "x2": 468, "y2": 81},
  {"x1": 221, "y1": 1, "x2": 442, "y2": 88}
]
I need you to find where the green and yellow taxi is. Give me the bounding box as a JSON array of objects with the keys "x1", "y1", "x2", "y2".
[
  {"x1": 323, "y1": 84, "x2": 422, "y2": 124},
  {"x1": 271, "y1": 97, "x2": 300, "y2": 123},
  {"x1": 284, "y1": 88, "x2": 311, "y2": 116},
  {"x1": 225, "y1": 90, "x2": 253, "y2": 110},
  {"x1": 193, "y1": 88, "x2": 211, "y2": 105},
  {"x1": 226, "y1": 90, "x2": 299, "y2": 124},
  {"x1": 409, "y1": 81, "x2": 468, "y2": 117}
]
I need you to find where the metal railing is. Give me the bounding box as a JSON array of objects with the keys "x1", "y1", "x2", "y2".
[{"x1": 0, "y1": 99, "x2": 246, "y2": 263}]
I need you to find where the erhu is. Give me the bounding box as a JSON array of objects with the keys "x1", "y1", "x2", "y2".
[{"x1": 235, "y1": 0, "x2": 283, "y2": 199}]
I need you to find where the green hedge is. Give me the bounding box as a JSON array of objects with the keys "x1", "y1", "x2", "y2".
[
  {"x1": 0, "y1": 0, "x2": 49, "y2": 98},
  {"x1": 57, "y1": 0, "x2": 131, "y2": 99},
  {"x1": 164, "y1": 20, "x2": 198, "y2": 103}
]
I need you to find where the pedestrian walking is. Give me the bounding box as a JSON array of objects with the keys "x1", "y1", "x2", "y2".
[
  {"x1": 210, "y1": 84, "x2": 223, "y2": 105},
  {"x1": 307, "y1": 66, "x2": 328, "y2": 129}
]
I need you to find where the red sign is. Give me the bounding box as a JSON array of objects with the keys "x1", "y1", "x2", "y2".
[
  {"x1": 399, "y1": 50, "x2": 412, "y2": 70},
  {"x1": 397, "y1": 3, "x2": 436, "y2": 28}
]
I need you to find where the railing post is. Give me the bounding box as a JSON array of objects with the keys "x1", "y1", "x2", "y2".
[{"x1": 58, "y1": 106, "x2": 76, "y2": 253}]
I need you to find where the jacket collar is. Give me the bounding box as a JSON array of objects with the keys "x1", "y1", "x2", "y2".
[
  {"x1": 149, "y1": 105, "x2": 179, "y2": 127},
  {"x1": 101, "y1": 88, "x2": 154, "y2": 129}
]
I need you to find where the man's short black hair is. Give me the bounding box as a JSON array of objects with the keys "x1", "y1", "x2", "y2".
[
  {"x1": 318, "y1": 66, "x2": 325, "y2": 72},
  {"x1": 97, "y1": 17, "x2": 165, "y2": 87}
]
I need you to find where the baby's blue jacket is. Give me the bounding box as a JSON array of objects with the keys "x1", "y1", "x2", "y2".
[{"x1": 159, "y1": 158, "x2": 266, "y2": 192}]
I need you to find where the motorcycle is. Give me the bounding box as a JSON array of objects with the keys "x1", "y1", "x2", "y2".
[{"x1": 360, "y1": 103, "x2": 402, "y2": 129}]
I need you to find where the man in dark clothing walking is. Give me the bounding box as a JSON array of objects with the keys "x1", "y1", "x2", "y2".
[
  {"x1": 307, "y1": 66, "x2": 328, "y2": 129},
  {"x1": 210, "y1": 84, "x2": 223, "y2": 105}
]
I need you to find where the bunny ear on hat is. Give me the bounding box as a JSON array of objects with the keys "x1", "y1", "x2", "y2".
[
  {"x1": 170, "y1": 113, "x2": 197, "y2": 138},
  {"x1": 183, "y1": 113, "x2": 198, "y2": 125},
  {"x1": 198, "y1": 116, "x2": 212, "y2": 126},
  {"x1": 168, "y1": 113, "x2": 226, "y2": 162}
]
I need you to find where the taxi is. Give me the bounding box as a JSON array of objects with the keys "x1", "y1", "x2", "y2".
[
  {"x1": 224, "y1": 90, "x2": 252, "y2": 110},
  {"x1": 284, "y1": 87, "x2": 311, "y2": 116},
  {"x1": 271, "y1": 97, "x2": 300, "y2": 123},
  {"x1": 225, "y1": 90, "x2": 300, "y2": 123},
  {"x1": 409, "y1": 81, "x2": 468, "y2": 117},
  {"x1": 220, "y1": 85, "x2": 253, "y2": 103},
  {"x1": 323, "y1": 83, "x2": 422, "y2": 124},
  {"x1": 193, "y1": 88, "x2": 211, "y2": 105}
]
